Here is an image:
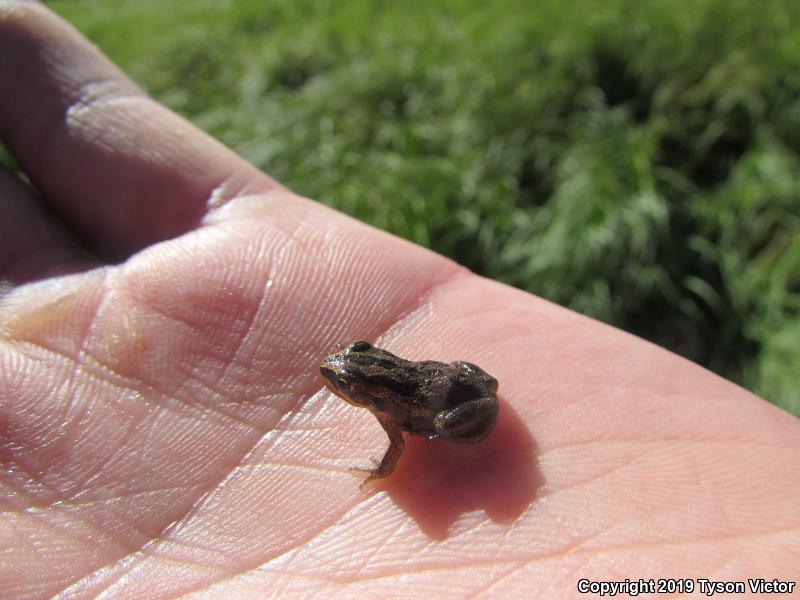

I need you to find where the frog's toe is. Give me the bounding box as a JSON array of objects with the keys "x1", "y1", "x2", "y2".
[
  {"x1": 347, "y1": 466, "x2": 382, "y2": 488},
  {"x1": 348, "y1": 465, "x2": 378, "y2": 480},
  {"x1": 347, "y1": 465, "x2": 372, "y2": 476}
]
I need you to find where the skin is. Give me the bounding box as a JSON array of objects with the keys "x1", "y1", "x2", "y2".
[{"x1": 1, "y1": 3, "x2": 799, "y2": 598}]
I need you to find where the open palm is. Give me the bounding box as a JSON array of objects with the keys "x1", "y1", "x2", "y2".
[{"x1": 2, "y1": 5, "x2": 798, "y2": 598}]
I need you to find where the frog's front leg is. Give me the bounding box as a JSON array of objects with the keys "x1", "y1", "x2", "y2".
[
  {"x1": 349, "y1": 412, "x2": 405, "y2": 487},
  {"x1": 432, "y1": 396, "x2": 499, "y2": 443}
]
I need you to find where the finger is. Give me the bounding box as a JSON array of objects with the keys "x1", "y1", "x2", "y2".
[
  {"x1": 0, "y1": 3, "x2": 280, "y2": 261},
  {"x1": 0, "y1": 168, "x2": 92, "y2": 284}
]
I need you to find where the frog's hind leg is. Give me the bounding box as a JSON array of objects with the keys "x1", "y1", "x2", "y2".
[{"x1": 433, "y1": 396, "x2": 498, "y2": 442}]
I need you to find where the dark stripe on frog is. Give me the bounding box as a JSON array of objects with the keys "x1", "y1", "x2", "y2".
[
  {"x1": 347, "y1": 354, "x2": 406, "y2": 370},
  {"x1": 341, "y1": 362, "x2": 420, "y2": 395},
  {"x1": 362, "y1": 373, "x2": 422, "y2": 400}
]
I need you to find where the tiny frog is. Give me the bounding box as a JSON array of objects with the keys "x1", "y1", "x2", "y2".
[{"x1": 320, "y1": 341, "x2": 499, "y2": 485}]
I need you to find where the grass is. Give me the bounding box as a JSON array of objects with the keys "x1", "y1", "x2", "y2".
[{"x1": 39, "y1": 0, "x2": 800, "y2": 415}]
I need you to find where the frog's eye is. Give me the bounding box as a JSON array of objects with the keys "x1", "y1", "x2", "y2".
[{"x1": 351, "y1": 341, "x2": 372, "y2": 352}]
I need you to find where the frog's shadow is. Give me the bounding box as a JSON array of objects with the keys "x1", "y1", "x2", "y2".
[{"x1": 374, "y1": 398, "x2": 541, "y2": 540}]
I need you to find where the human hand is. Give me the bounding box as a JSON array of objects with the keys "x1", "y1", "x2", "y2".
[{"x1": 1, "y1": 4, "x2": 798, "y2": 598}]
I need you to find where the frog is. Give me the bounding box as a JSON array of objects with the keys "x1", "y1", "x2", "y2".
[{"x1": 320, "y1": 340, "x2": 499, "y2": 485}]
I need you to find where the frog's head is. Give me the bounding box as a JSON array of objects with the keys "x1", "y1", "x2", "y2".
[{"x1": 319, "y1": 340, "x2": 376, "y2": 406}]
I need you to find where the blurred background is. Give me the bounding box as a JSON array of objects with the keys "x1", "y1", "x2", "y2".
[{"x1": 41, "y1": 0, "x2": 800, "y2": 414}]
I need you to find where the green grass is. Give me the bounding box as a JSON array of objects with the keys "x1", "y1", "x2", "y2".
[{"x1": 44, "y1": 0, "x2": 800, "y2": 415}]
